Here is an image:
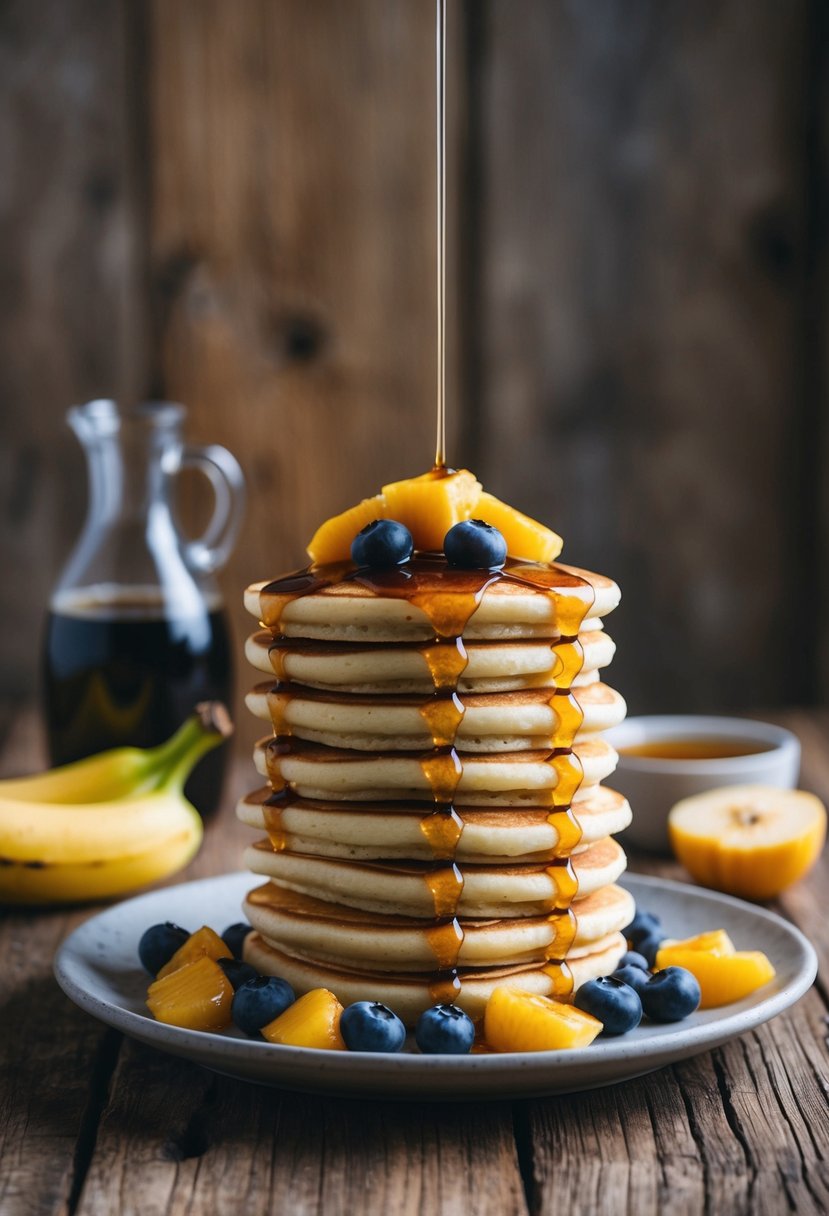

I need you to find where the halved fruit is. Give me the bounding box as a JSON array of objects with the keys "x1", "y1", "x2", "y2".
[
  {"x1": 307, "y1": 495, "x2": 386, "y2": 565},
  {"x1": 382, "y1": 469, "x2": 482, "y2": 552},
  {"x1": 147, "y1": 955, "x2": 234, "y2": 1030},
  {"x1": 156, "y1": 925, "x2": 232, "y2": 979},
  {"x1": 654, "y1": 946, "x2": 775, "y2": 1008},
  {"x1": 475, "y1": 492, "x2": 563, "y2": 562},
  {"x1": 668, "y1": 785, "x2": 827, "y2": 900},
  {"x1": 484, "y1": 985, "x2": 603, "y2": 1052},
  {"x1": 261, "y1": 987, "x2": 346, "y2": 1049}
]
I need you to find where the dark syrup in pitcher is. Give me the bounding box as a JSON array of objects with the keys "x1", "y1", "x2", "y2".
[{"x1": 42, "y1": 588, "x2": 232, "y2": 816}]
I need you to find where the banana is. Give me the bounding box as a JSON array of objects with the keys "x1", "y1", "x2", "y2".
[{"x1": 0, "y1": 702, "x2": 232, "y2": 906}]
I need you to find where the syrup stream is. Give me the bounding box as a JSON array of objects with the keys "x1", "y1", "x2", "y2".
[{"x1": 435, "y1": 0, "x2": 447, "y2": 470}]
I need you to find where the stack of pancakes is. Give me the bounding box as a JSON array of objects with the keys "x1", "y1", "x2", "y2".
[{"x1": 239, "y1": 556, "x2": 632, "y2": 1025}]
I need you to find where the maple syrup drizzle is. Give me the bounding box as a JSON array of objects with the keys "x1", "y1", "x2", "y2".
[{"x1": 257, "y1": 555, "x2": 595, "y2": 1002}]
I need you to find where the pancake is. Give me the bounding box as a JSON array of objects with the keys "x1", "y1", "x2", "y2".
[
  {"x1": 243, "y1": 881, "x2": 634, "y2": 971},
  {"x1": 242, "y1": 836, "x2": 627, "y2": 918},
  {"x1": 244, "y1": 930, "x2": 628, "y2": 1024},
  {"x1": 236, "y1": 783, "x2": 632, "y2": 861},
  {"x1": 244, "y1": 629, "x2": 616, "y2": 693},
  {"x1": 253, "y1": 734, "x2": 618, "y2": 801},
  {"x1": 245, "y1": 562, "x2": 620, "y2": 644},
  {"x1": 244, "y1": 680, "x2": 627, "y2": 747}
]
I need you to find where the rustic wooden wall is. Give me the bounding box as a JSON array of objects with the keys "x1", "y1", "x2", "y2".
[{"x1": 1, "y1": 0, "x2": 827, "y2": 719}]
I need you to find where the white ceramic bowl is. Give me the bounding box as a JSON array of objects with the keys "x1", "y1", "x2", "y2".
[{"x1": 603, "y1": 715, "x2": 801, "y2": 854}]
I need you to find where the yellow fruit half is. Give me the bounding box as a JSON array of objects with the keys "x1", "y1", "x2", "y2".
[
  {"x1": 261, "y1": 988, "x2": 346, "y2": 1049},
  {"x1": 484, "y1": 985, "x2": 603, "y2": 1052},
  {"x1": 147, "y1": 955, "x2": 234, "y2": 1031},
  {"x1": 382, "y1": 468, "x2": 482, "y2": 552},
  {"x1": 668, "y1": 785, "x2": 826, "y2": 900},
  {"x1": 156, "y1": 925, "x2": 232, "y2": 979},
  {"x1": 475, "y1": 493, "x2": 563, "y2": 562},
  {"x1": 655, "y1": 946, "x2": 775, "y2": 1009},
  {"x1": 307, "y1": 495, "x2": 386, "y2": 565}
]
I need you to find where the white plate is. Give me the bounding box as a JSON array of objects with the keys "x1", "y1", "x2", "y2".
[{"x1": 54, "y1": 872, "x2": 818, "y2": 1100}]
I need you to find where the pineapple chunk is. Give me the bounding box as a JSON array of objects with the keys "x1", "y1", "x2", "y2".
[
  {"x1": 654, "y1": 946, "x2": 775, "y2": 1008},
  {"x1": 147, "y1": 955, "x2": 234, "y2": 1031},
  {"x1": 484, "y1": 985, "x2": 602, "y2": 1052},
  {"x1": 475, "y1": 493, "x2": 563, "y2": 562},
  {"x1": 382, "y1": 469, "x2": 482, "y2": 552},
  {"x1": 307, "y1": 495, "x2": 386, "y2": 565},
  {"x1": 156, "y1": 925, "x2": 231, "y2": 979},
  {"x1": 261, "y1": 987, "x2": 346, "y2": 1049},
  {"x1": 658, "y1": 930, "x2": 735, "y2": 957}
]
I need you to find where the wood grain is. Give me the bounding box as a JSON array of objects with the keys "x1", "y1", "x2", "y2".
[
  {"x1": 472, "y1": 0, "x2": 813, "y2": 714},
  {"x1": 144, "y1": 0, "x2": 462, "y2": 703},
  {"x1": 0, "y1": 0, "x2": 140, "y2": 700}
]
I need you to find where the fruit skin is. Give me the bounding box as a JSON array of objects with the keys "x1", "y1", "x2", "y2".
[
  {"x1": 633, "y1": 929, "x2": 664, "y2": 968},
  {"x1": 139, "y1": 922, "x2": 190, "y2": 977},
  {"x1": 307, "y1": 495, "x2": 387, "y2": 565},
  {"x1": 611, "y1": 964, "x2": 651, "y2": 997},
  {"x1": 261, "y1": 988, "x2": 346, "y2": 1050},
  {"x1": 640, "y1": 966, "x2": 701, "y2": 1022},
  {"x1": 474, "y1": 492, "x2": 563, "y2": 562},
  {"x1": 382, "y1": 469, "x2": 483, "y2": 552},
  {"x1": 575, "y1": 977, "x2": 642, "y2": 1036},
  {"x1": 232, "y1": 975, "x2": 296, "y2": 1035},
  {"x1": 351, "y1": 519, "x2": 414, "y2": 568},
  {"x1": 157, "y1": 925, "x2": 232, "y2": 979},
  {"x1": 444, "y1": 520, "x2": 507, "y2": 570},
  {"x1": 217, "y1": 958, "x2": 259, "y2": 991},
  {"x1": 668, "y1": 785, "x2": 827, "y2": 901},
  {"x1": 222, "y1": 922, "x2": 253, "y2": 959},
  {"x1": 414, "y1": 1004, "x2": 475, "y2": 1055},
  {"x1": 146, "y1": 955, "x2": 234, "y2": 1031},
  {"x1": 484, "y1": 986, "x2": 603, "y2": 1052},
  {"x1": 624, "y1": 909, "x2": 662, "y2": 944},
  {"x1": 340, "y1": 1001, "x2": 407, "y2": 1053},
  {"x1": 654, "y1": 946, "x2": 775, "y2": 1009},
  {"x1": 618, "y1": 950, "x2": 650, "y2": 971},
  {"x1": 0, "y1": 704, "x2": 231, "y2": 906}
]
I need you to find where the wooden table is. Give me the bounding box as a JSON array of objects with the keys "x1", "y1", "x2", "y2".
[{"x1": 2, "y1": 708, "x2": 828, "y2": 1216}]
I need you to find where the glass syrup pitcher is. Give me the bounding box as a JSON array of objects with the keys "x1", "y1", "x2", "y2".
[{"x1": 41, "y1": 399, "x2": 245, "y2": 817}]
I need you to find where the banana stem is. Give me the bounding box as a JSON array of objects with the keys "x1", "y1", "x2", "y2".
[{"x1": 147, "y1": 702, "x2": 234, "y2": 793}]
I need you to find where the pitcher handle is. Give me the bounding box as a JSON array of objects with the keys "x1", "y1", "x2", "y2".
[{"x1": 178, "y1": 443, "x2": 246, "y2": 574}]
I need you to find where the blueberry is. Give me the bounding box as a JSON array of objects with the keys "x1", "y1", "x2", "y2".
[
  {"x1": 232, "y1": 975, "x2": 296, "y2": 1036},
  {"x1": 640, "y1": 966, "x2": 701, "y2": 1023},
  {"x1": 444, "y1": 519, "x2": 508, "y2": 569},
  {"x1": 217, "y1": 957, "x2": 259, "y2": 991},
  {"x1": 138, "y1": 922, "x2": 189, "y2": 976},
  {"x1": 624, "y1": 909, "x2": 662, "y2": 945},
  {"x1": 618, "y1": 950, "x2": 650, "y2": 971},
  {"x1": 634, "y1": 929, "x2": 664, "y2": 968},
  {"x1": 351, "y1": 519, "x2": 413, "y2": 568},
  {"x1": 340, "y1": 1001, "x2": 407, "y2": 1053},
  {"x1": 222, "y1": 922, "x2": 253, "y2": 960},
  {"x1": 611, "y1": 964, "x2": 651, "y2": 996},
  {"x1": 574, "y1": 976, "x2": 643, "y2": 1036},
  {"x1": 415, "y1": 1004, "x2": 475, "y2": 1055}
]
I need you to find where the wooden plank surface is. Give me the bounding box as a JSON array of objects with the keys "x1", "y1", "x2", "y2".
[
  {"x1": 472, "y1": 0, "x2": 813, "y2": 714},
  {"x1": 144, "y1": 0, "x2": 462, "y2": 690},
  {"x1": 1, "y1": 707, "x2": 828, "y2": 1215},
  {"x1": 0, "y1": 0, "x2": 141, "y2": 700}
]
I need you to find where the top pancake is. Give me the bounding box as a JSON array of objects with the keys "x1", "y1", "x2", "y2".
[{"x1": 245, "y1": 561, "x2": 620, "y2": 643}]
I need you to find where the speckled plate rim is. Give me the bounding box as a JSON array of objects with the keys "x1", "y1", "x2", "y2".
[{"x1": 53, "y1": 872, "x2": 818, "y2": 1100}]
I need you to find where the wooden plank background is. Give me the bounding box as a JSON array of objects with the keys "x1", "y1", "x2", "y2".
[{"x1": 1, "y1": 0, "x2": 827, "y2": 721}]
